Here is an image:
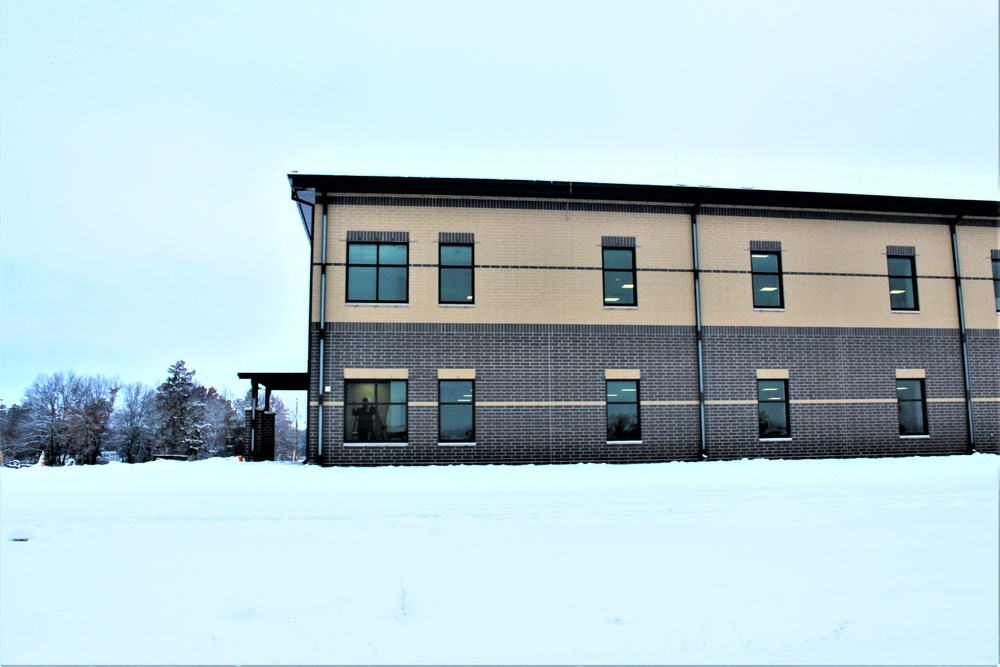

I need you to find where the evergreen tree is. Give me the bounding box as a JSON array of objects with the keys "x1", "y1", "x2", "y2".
[
  {"x1": 192, "y1": 386, "x2": 235, "y2": 459},
  {"x1": 155, "y1": 360, "x2": 205, "y2": 457}
]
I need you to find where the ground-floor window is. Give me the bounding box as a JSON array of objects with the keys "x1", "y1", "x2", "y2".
[
  {"x1": 896, "y1": 379, "x2": 927, "y2": 435},
  {"x1": 758, "y1": 379, "x2": 790, "y2": 438},
  {"x1": 345, "y1": 380, "x2": 408, "y2": 442},
  {"x1": 439, "y1": 380, "x2": 475, "y2": 442},
  {"x1": 607, "y1": 380, "x2": 640, "y2": 441}
]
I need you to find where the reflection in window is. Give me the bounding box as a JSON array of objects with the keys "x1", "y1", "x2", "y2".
[
  {"x1": 439, "y1": 380, "x2": 475, "y2": 442},
  {"x1": 887, "y1": 255, "x2": 918, "y2": 311},
  {"x1": 897, "y1": 379, "x2": 928, "y2": 436},
  {"x1": 758, "y1": 380, "x2": 790, "y2": 439},
  {"x1": 345, "y1": 380, "x2": 408, "y2": 442},
  {"x1": 751, "y1": 252, "x2": 784, "y2": 308},
  {"x1": 607, "y1": 380, "x2": 640, "y2": 441},
  {"x1": 440, "y1": 244, "x2": 474, "y2": 304},
  {"x1": 603, "y1": 248, "x2": 636, "y2": 306},
  {"x1": 346, "y1": 243, "x2": 408, "y2": 303}
]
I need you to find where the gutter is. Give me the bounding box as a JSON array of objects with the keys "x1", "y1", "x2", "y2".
[
  {"x1": 691, "y1": 204, "x2": 707, "y2": 458},
  {"x1": 949, "y1": 216, "x2": 976, "y2": 452},
  {"x1": 317, "y1": 202, "x2": 329, "y2": 458}
]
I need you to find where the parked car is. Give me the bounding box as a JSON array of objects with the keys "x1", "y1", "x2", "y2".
[{"x1": 4, "y1": 459, "x2": 21, "y2": 469}]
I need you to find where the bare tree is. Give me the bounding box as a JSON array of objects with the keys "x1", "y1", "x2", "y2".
[
  {"x1": 21, "y1": 372, "x2": 120, "y2": 465},
  {"x1": 22, "y1": 372, "x2": 75, "y2": 465},
  {"x1": 113, "y1": 383, "x2": 157, "y2": 463},
  {"x1": 0, "y1": 401, "x2": 31, "y2": 462},
  {"x1": 71, "y1": 376, "x2": 120, "y2": 465}
]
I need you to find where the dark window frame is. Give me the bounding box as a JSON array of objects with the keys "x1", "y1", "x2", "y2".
[
  {"x1": 758, "y1": 379, "x2": 791, "y2": 439},
  {"x1": 345, "y1": 242, "x2": 409, "y2": 304},
  {"x1": 602, "y1": 247, "x2": 637, "y2": 306},
  {"x1": 887, "y1": 255, "x2": 919, "y2": 311},
  {"x1": 897, "y1": 378, "x2": 928, "y2": 436},
  {"x1": 606, "y1": 379, "x2": 641, "y2": 441},
  {"x1": 438, "y1": 379, "x2": 475, "y2": 443},
  {"x1": 992, "y1": 258, "x2": 999, "y2": 312},
  {"x1": 344, "y1": 379, "x2": 408, "y2": 443},
  {"x1": 439, "y1": 243, "x2": 475, "y2": 305},
  {"x1": 750, "y1": 251, "x2": 784, "y2": 308}
]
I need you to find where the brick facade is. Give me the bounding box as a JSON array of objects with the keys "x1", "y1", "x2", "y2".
[
  {"x1": 287, "y1": 175, "x2": 999, "y2": 466},
  {"x1": 244, "y1": 409, "x2": 276, "y2": 462}
]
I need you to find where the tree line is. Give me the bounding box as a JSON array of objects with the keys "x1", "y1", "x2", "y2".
[{"x1": 0, "y1": 360, "x2": 301, "y2": 466}]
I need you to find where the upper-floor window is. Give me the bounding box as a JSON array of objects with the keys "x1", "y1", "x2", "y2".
[
  {"x1": 603, "y1": 248, "x2": 636, "y2": 306},
  {"x1": 346, "y1": 243, "x2": 408, "y2": 303},
  {"x1": 992, "y1": 257, "x2": 999, "y2": 312},
  {"x1": 440, "y1": 243, "x2": 474, "y2": 304},
  {"x1": 887, "y1": 254, "x2": 918, "y2": 311},
  {"x1": 751, "y1": 251, "x2": 784, "y2": 308},
  {"x1": 896, "y1": 378, "x2": 927, "y2": 436},
  {"x1": 758, "y1": 379, "x2": 790, "y2": 439}
]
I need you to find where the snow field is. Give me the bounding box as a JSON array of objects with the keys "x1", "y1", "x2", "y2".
[{"x1": 1, "y1": 454, "x2": 997, "y2": 664}]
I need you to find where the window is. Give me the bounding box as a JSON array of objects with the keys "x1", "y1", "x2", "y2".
[
  {"x1": 603, "y1": 248, "x2": 636, "y2": 306},
  {"x1": 439, "y1": 380, "x2": 475, "y2": 442},
  {"x1": 346, "y1": 243, "x2": 408, "y2": 303},
  {"x1": 751, "y1": 252, "x2": 784, "y2": 308},
  {"x1": 440, "y1": 244, "x2": 474, "y2": 304},
  {"x1": 887, "y1": 255, "x2": 918, "y2": 311},
  {"x1": 993, "y1": 258, "x2": 999, "y2": 312},
  {"x1": 758, "y1": 380, "x2": 790, "y2": 439},
  {"x1": 345, "y1": 380, "x2": 408, "y2": 442},
  {"x1": 606, "y1": 380, "x2": 640, "y2": 441},
  {"x1": 897, "y1": 379, "x2": 928, "y2": 436}
]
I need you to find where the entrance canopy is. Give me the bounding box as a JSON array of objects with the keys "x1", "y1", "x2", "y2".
[{"x1": 237, "y1": 372, "x2": 309, "y2": 391}]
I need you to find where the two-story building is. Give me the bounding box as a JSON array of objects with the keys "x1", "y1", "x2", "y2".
[{"x1": 250, "y1": 175, "x2": 998, "y2": 466}]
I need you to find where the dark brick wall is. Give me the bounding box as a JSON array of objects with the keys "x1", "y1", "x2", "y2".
[
  {"x1": 702, "y1": 326, "x2": 972, "y2": 458},
  {"x1": 304, "y1": 323, "x2": 993, "y2": 465},
  {"x1": 245, "y1": 409, "x2": 276, "y2": 462},
  {"x1": 307, "y1": 323, "x2": 700, "y2": 465},
  {"x1": 968, "y1": 328, "x2": 1000, "y2": 452}
]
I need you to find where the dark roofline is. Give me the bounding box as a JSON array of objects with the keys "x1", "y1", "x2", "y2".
[{"x1": 288, "y1": 174, "x2": 998, "y2": 218}]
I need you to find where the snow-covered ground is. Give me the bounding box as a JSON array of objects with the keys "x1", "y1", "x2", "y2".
[{"x1": 1, "y1": 454, "x2": 997, "y2": 665}]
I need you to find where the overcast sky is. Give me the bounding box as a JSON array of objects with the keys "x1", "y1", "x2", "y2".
[{"x1": 1, "y1": 0, "x2": 997, "y2": 412}]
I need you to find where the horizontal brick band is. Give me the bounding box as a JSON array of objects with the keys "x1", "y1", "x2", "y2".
[
  {"x1": 343, "y1": 368, "x2": 409, "y2": 379},
  {"x1": 438, "y1": 368, "x2": 476, "y2": 379}
]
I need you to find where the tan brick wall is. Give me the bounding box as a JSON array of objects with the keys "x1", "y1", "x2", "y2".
[
  {"x1": 315, "y1": 204, "x2": 695, "y2": 325},
  {"x1": 308, "y1": 200, "x2": 994, "y2": 330},
  {"x1": 698, "y1": 215, "x2": 960, "y2": 328},
  {"x1": 956, "y1": 226, "x2": 1000, "y2": 329}
]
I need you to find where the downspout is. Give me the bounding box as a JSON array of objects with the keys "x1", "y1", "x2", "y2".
[
  {"x1": 297, "y1": 186, "x2": 317, "y2": 464},
  {"x1": 250, "y1": 380, "x2": 258, "y2": 455},
  {"x1": 949, "y1": 216, "x2": 975, "y2": 452},
  {"x1": 691, "y1": 204, "x2": 707, "y2": 458},
  {"x1": 317, "y1": 202, "x2": 329, "y2": 457}
]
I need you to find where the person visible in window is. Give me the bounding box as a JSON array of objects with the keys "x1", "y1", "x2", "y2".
[{"x1": 352, "y1": 398, "x2": 382, "y2": 441}]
